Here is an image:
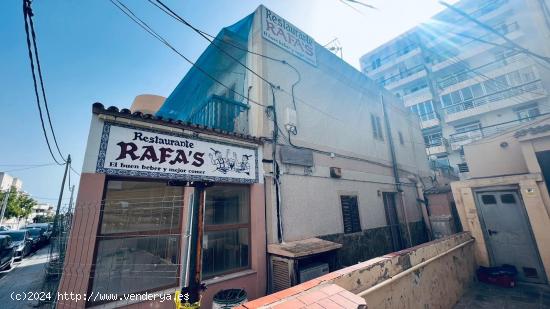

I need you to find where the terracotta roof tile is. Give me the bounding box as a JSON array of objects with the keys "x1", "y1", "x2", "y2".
[{"x1": 92, "y1": 102, "x2": 263, "y2": 144}]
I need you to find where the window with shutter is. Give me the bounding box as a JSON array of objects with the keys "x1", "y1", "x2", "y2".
[{"x1": 340, "y1": 195, "x2": 361, "y2": 234}]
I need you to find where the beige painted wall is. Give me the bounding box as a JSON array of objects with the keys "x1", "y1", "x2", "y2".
[{"x1": 451, "y1": 174, "x2": 550, "y2": 282}]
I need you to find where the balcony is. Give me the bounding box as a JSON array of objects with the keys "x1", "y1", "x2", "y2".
[
  {"x1": 442, "y1": 80, "x2": 547, "y2": 123},
  {"x1": 438, "y1": 53, "x2": 528, "y2": 91},
  {"x1": 448, "y1": 115, "x2": 541, "y2": 150},
  {"x1": 432, "y1": 30, "x2": 523, "y2": 73},
  {"x1": 425, "y1": 137, "x2": 448, "y2": 156},
  {"x1": 365, "y1": 47, "x2": 421, "y2": 76},
  {"x1": 403, "y1": 87, "x2": 432, "y2": 107},
  {"x1": 449, "y1": 130, "x2": 484, "y2": 151},
  {"x1": 386, "y1": 68, "x2": 427, "y2": 90},
  {"x1": 187, "y1": 95, "x2": 249, "y2": 134},
  {"x1": 420, "y1": 116, "x2": 440, "y2": 129}
]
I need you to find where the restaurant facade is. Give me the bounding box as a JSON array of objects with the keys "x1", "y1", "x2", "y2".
[
  {"x1": 57, "y1": 103, "x2": 267, "y2": 308},
  {"x1": 58, "y1": 5, "x2": 433, "y2": 308}
]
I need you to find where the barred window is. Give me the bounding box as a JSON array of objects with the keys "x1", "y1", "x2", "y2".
[{"x1": 340, "y1": 195, "x2": 361, "y2": 234}]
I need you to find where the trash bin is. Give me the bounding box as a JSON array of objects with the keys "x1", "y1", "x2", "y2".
[{"x1": 212, "y1": 289, "x2": 247, "y2": 309}]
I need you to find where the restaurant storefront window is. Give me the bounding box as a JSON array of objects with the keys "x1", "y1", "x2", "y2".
[
  {"x1": 202, "y1": 185, "x2": 250, "y2": 278},
  {"x1": 89, "y1": 180, "x2": 183, "y2": 301}
]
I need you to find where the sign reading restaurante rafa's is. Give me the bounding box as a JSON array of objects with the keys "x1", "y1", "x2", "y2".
[
  {"x1": 96, "y1": 122, "x2": 258, "y2": 183},
  {"x1": 261, "y1": 5, "x2": 317, "y2": 66}
]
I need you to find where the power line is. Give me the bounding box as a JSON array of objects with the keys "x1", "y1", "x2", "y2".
[
  {"x1": 147, "y1": 0, "x2": 340, "y2": 122},
  {"x1": 109, "y1": 0, "x2": 266, "y2": 110},
  {"x1": 25, "y1": 0, "x2": 65, "y2": 162},
  {"x1": 439, "y1": 1, "x2": 550, "y2": 65},
  {"x1": 23, "y1": 0, "x2": 64, "y2": 165},
  {"x1": 1, "y1": 163, "x2": 58, "y2": 173}
]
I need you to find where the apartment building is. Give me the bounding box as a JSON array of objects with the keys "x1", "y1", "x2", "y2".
[
  {"x1": 360, "y1": 0, "x2": 550, "y2": 176},
  {"x1": 0, "y1": 172, "x2": 23, "y2": 191}
]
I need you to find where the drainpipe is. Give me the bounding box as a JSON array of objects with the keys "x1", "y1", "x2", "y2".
[{"x1": 381, "y1": 94, "x2": 413, "y2": 247}]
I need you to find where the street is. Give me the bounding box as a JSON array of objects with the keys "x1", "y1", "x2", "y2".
[{"x1": 0, "y1": 244, "x2": 51, "y2": 308}]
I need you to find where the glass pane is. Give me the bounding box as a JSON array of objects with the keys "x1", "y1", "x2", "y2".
[
  {"x1": 90, "y1": 236, "x2": 179, "y2": 298},
  {"x1": 441, "y1": 94, "x2": 452, "y2": 107},
  {"x1": 501, "y1": 194, "x2": 516, "y2": 204},
  {"x1": 481, "y1": 195, "x2": 497, "y2": 204},
  {"x1": 102, "y1": 181, "x2": 182, "y2": 234},
  {"x1": 205, "y1": 186, "x2": 249, "y2": 225},
  {"x1": 451, "y1": 91, "x2": 462, "y2": 104},
  {"x1": 471, "y1": 83, "x2": 484, "y2": 98},
  {"x1": 461, "y1": 87, "x2": 473, "y2": 101},
  {"x1": 426, "y1": 101, "x2": 434, "y2": 113},
  {"x1": 202, "y1": 228, "x2": 249, "y2": 278}
]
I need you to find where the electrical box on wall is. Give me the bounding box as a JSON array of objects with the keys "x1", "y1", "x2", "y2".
[{"x1": 285, "y1": 107, "x2": 297, "y2": 127}]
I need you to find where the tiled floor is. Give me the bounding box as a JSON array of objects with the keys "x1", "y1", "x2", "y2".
[{"x1": 454, "y1": 281, "x2": 550, "y2": 309}]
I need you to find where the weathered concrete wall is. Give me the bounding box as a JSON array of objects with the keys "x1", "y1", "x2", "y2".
[
  {"x1": 239, "y1": 232, "x2": 475, "y2": 309},
  {"x1": 319, "y1": 221, "x2": 428, "y2": 269},
  {"x1": 319, "y1": 226, "x2": 394, "y2": 268}
]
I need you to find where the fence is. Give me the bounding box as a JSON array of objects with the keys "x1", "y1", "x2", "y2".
[
  {"x1": 52, "y1": 187, "x2": 190, "y2": 308},
  {"x1": 39, "y1": 202, "x2": 74, "y2": 308}
]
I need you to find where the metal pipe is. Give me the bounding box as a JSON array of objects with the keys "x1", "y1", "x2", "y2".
[
  {"x1": 357, "y1": 238, "x2": 475, "y2": 297},
  {"x1": 381, "y1": 94, "x2": 412, "y2": 246}
]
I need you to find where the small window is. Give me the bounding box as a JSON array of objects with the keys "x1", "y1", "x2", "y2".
[
  {"x1": 371, "y1": 114, "x2": 384, "y2": 141},
  {"x1": 398, "y1": 132, "x2": 405, "y2": 145},
  {"x1": 516, "y1": 105, "x2": 540, "y2": 122},
  {"x1": 500, "y1": 194, "x2": 516, "y2": 204},
  {"x1": 481, "y1": 195, "x2": 497, "y2": 204},
  {"x1": 340, "y1": 195, "x2": 361, "y2": 234}
]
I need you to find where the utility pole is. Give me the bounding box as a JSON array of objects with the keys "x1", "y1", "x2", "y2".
[
  {"x1": 66, "y1": 185, "x2": 75, "y2": 214},
  {"x1": 51, "y1": 155, "x2": 70, "y2": 239}
]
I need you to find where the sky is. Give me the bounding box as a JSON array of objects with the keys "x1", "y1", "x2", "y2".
[{"x1": 0, "y1": 0, "x2": 455, "y2": 205}]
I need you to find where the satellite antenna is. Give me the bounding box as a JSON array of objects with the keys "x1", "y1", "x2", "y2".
[{"x1": 323, "y1": 38, "x2": 343, "y2": 59}]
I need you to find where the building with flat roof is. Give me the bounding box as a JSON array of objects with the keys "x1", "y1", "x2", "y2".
[
  {"x1": 0, "y1": 172, "x2": 23, "y2": 191},
  {"x1": 360, "y1": 0, "x2": 550, "y2": 177}
]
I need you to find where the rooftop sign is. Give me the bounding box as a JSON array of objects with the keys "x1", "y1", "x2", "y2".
[
  {"x1": 96, "y1": 122, "x2": 258, "y2": 183},
  {"x1": 261, "y1": 6, "x2": 317, "y2": 66}
]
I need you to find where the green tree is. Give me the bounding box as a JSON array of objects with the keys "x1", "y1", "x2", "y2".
[{"x1": 0, "y1": 188, "x2": 37, "y2": 221}]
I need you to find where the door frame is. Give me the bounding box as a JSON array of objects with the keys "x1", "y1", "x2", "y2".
[{"x1": 473, "y1": 185, "x2": 548, "y2": 283}]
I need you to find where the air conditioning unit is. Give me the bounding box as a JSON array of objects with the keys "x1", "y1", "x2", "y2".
[
  {"x1": 299, "y1": 263, "x2": 329, "y2": 283},
  {"x1": 269, "y1": 256, "x2": 293, "y2": 292}
]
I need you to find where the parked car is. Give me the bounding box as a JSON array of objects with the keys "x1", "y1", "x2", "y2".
[
  {"x1": 0, "y1": 235, "x2": 15, "y2": 270},
  {"x1": 20, "y1": 228, "x2": 44, "y2": 250},
  {"x1": 0, "y1": 230, "x2": 32, "y2": 260},
  {"x1": 25, "y1": 223, "x2": 53, "y2": 241}
]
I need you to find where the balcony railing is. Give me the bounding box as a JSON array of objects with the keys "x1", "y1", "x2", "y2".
[
  {"x1": 442, "y1": 80, "x2": 545, "y2": 116},
  {"x1": 425, "y1": 137, "x2": 447, "y2": 148},
  {"x1": 187, "y1": 95, "x2": 249, "y2": 134},
  {"x1": 448, "y1": 113, "x2": 548, "y2": 150},
  {"x1": 438, "y1": 53, "x2": 525, "y2": 89}
]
